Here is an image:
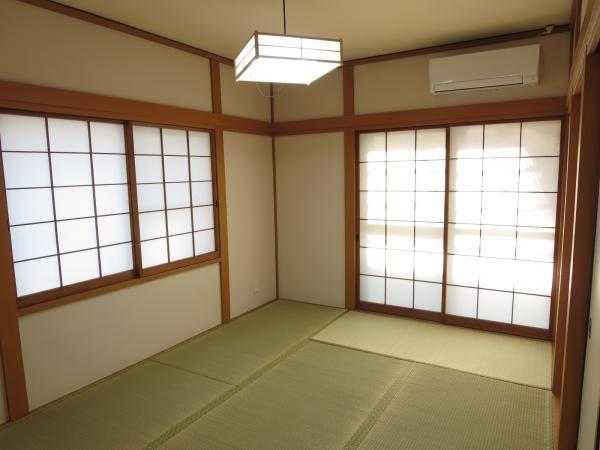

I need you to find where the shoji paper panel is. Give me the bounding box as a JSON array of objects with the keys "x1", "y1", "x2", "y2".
[
  {"x1": 132, "y1": 125, "x2": 215, "y2": 269},
  {"x1": 447, "y1": 120, "x2": 560, "y2": 329},
  {"x1": 0, "y1": 113, "x2": 133, "y2": 297},
  {"x1": 359, "y1": 128, "x2": 446, "y2": 312}
]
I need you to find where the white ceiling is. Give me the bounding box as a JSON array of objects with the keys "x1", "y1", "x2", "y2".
[{"x1": 55, "y1": 0, "x2": 572, "y2": 61}]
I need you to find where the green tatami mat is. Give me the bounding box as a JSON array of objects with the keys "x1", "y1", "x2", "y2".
[
  {"x1": 154, "y1": 300, "x2": 344, "y2": 384},
  {"x1": 160, "y1": 341, "x2": 414, "y2": 450},
  {"x1": 0, "y1": 361, "x2": 230, "y2": 450},
  {"x1": 312, "y1": 311, "x2": 552, "y2": 389},
  {"x1": 357, "y1": 364, "x2": 550, "y2": 450}
]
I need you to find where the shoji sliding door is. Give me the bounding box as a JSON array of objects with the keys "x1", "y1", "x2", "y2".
[
  {"x1": 359, "y1": 128, "x2": 447, "y2": 314},
  {"x1": 446, "y1": 121, "x2": 560, "y2": 330},
  {"x1": 357, "y1": 119, "x2": 562, "y2": 338}
]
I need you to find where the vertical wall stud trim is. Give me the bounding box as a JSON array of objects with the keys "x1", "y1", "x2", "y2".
[
  {"x1": 215, "y1": 129, "x2": 230, "y2": 323},
  {"x1": 270, "y1": 84, "x2": 279, "y2": 299},
  {"x1": 210, "y1": 56, "x2": 229, "y2": 322},
  {"x1": 343, "y1": 63, "x2": 357, "y2": 309},
  {"x1": 210, "y1": 60, "x2": 222, "y2": 115},
  {"x1": 441, "y1": 127, "x2": 450, "y2": 316},
  {"x1": 557, "y1": 52, "x2": 600, "y2": 450},
  {"x1": 343, "y1": 65, "x2": 355, "y2": 117},
  {"x1": 344, "y1": 130, "x2": 357, "y2": 310},
  {"x1": 553, "y1": 96, "x2": 580, "y2": 396}
]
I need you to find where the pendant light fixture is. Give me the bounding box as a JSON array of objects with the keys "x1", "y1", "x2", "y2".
[{"x1": 234, "y1": 0, "x2": 342, "y2": 84}]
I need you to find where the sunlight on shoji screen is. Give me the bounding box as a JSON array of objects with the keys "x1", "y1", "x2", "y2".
[
  {"x1": 446, "y1": 120, "x2": 560, "y2": 329},
  {"x1": 133, "y1": 125, "x2": 215, "y2": 269},
  {"x1": 359, "y1": 128, "x2": 446, "y2": 312},
  {"x1": 0, "y1": 114, "x2": 133, "y2": 297}
]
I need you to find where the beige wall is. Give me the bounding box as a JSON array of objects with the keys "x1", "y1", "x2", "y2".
[
  {"x1": 0, "y1": 357, "x2": 7, "y2": 424},
  {"x1": 0, "y1": 0, "x2": 212, "y2": 111},
  {"x1": 19, "y1": 264, "x2": 221, "y2": 410},
  {"x1": 0, "y1": 0, "x2": 280, "y2": 413},
  {"x1": 220, "y1": 63, "x2": 272, "y2": 122},
  {"x1": 275, "y1": 133, "x2": 345, "y2": 308},
  {"x1": 224, "y1": 132, "x2": 277, "y2": 318},
  {"x1": 578, "y1": 180, "x2": 600, "y2": 449},
  {"x1": 355, "y1": 33, "x2": 570, "y2": 114},
  {"x1": 273, "y1": 69, "x2": 343, "y2": 122}
]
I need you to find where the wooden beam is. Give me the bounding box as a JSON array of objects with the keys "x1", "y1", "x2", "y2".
[
  {"x1": 557, "y1": 51, "x2": 600, "y2": 450},
  {"x1": 214, "y1": 129, "x2": 230, "y2": 323},
  {"x1": 570, "y1": 0, "x2": 583, "y2": 59},
  {"x1": 0, "y1": 156, "x2": 29, "y2": 419},
  {"x1": 274, "y1": 97, "x2": 567, "y2": 135},
  {"x1": 209, "y1": 58, "x2": 230, "y2": 323},
  {"x1": 270, "y1": 85, "x2": 279, "y2": 300},
  {"x1": 343, "y1": 61, "x2": 357, "y2": 310},
  {"x1": 552, "y1": 94, "x2": 581, "y2": 395},
  {"x1": 345, "y1": 24, "x2": 570, "y2": 66},
  {"x1": 210, "y1": 60, "x2": 223, "y2": 115},
  {"x1": 568, "y1": 0, "x2": 600, "y2": 97},
  {"x1": 16, "y1": 0, "x2": 233, "y2": 65},
  {"x1": 343, "y1": 65, "x2": 354, "y2": 116},
  {"x1": 0, "y1": 80, "x2": 273, "y2": 136},
  {"x1": 344, "y1": 130, "x2": 357, "y2": 310}
]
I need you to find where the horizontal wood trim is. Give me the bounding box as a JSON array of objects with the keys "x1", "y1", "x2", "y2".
[
  {"x1": 358, "y1": 301, "x2": 442, "y2": 322},
  {"x1": 16, "y1": 270, "x2": 135, "y2": 309},
  {"x1": 0, "y1": 80, "x2": 273, "y2": 135},
  {"x1": 17, "y1": 257, "x2": 221, "y2": 317},
  {"x1": 568, "y1": 0, "x2": 600, "y2": 96},
  {"x1": 443, "y1": 314, "x2": 552, "y2": 340},
  {"x1": 358, "y1": 301, "x2": 551, "y2": 340},
  {"x1": 346, "y1": 24, "x2": 571, "y2": 66},
  {"x1": 274, "y1": 97, "x2": 567, "y2": 135},
  {"x1": 139, "y1": 251, "x2": 220, "y2": 278},
  {"x1": 16, "y1": 0, "x2": 233, "y2": 66}
]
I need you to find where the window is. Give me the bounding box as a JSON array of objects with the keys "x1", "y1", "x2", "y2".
[
  {"x1": 358, "y1": 119, "x2": 561, "y2": 334},
  {"x1": 0, "y1": 112, "x2": 219, "y2": 307},
  {"x1": 132, "y1": 124, "x2": 217, "y2": 272},
  {"x1": 0, "y1": 113, "x2": 133, "y2": 300}
]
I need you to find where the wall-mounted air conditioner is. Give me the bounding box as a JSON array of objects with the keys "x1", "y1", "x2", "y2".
[{"x1": 429, "y1": 44, "x2": 540, "y2": 94}]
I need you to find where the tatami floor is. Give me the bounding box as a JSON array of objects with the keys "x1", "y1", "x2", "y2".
[{"x1": 0, "y1": 300, "x2": 552, "y2": 449}]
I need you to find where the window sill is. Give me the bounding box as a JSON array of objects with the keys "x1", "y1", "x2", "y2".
[{"x1": 16, "y1": 255, "x2": 221, "y2": 317}]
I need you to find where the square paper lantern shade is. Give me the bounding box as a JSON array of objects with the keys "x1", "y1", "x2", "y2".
[{"x1": 235, "y1": 32, "x2": 342, "y2": 84}]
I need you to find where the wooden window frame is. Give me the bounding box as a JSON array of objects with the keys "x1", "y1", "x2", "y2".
[
  {"x1": 0, "y1": 109, "x2": 222, "y2": 312},
  {"x1": 355, "y1": 116, "x2": 566, "y2": 341},
  {"x1": 127, "y1": 121, "x2": 220, "y2": 277}
]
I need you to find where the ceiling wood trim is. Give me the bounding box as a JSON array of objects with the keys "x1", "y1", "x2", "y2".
[
  {"x1": 15, "y1": 0, "x2": 572, "y2": 69},
  {"x1": 16, "y1": 0, "x2": 235, "y2": 65},
  {"x1": 345, "y1": 23, "x2": 571, "y2": 66}
]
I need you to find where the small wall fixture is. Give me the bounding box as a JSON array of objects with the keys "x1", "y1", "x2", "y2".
[{"x1": 234, "y1": 1, "x2": 342, "y2": 84}]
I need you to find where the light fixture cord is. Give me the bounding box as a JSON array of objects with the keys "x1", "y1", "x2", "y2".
[{"x1": 283, "y1": 0, "x2": 287, "y2": 35}]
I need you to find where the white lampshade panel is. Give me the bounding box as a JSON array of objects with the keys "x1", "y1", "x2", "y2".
[{"x1": 235, "y1": 33, "x2": 342, "y2": 84}]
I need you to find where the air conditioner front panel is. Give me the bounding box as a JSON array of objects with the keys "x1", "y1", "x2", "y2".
[{"x1": 429, "y1": 44, "x2": 540, "y2": 94}]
